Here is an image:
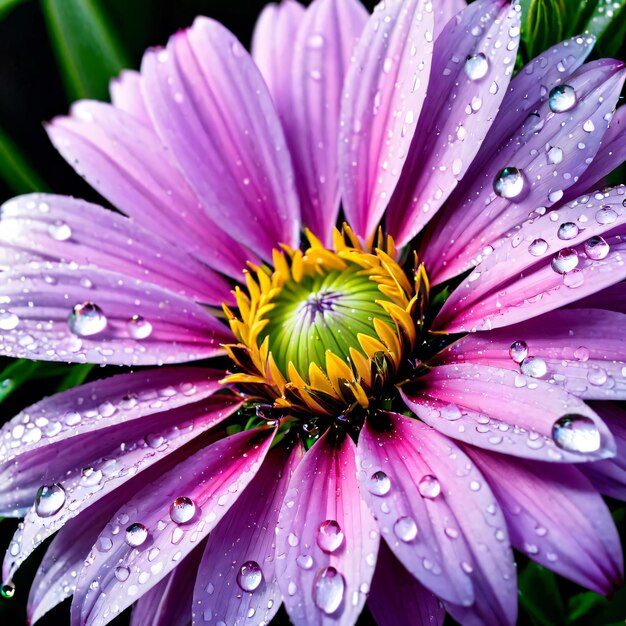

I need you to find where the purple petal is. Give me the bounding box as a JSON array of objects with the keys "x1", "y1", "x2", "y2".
[
  {"x1": 570, "y1": 281, "x2": 626, "y2": 313},
  {"x1": 0, "y1": 265, "x2": 231, "y2": 365},
  {"x1": 283, "y1": 0, "x2": 367, "y2": 245},
  {"x1": 580, "y1": 402, "x2": 626, "y2": 500},
  {"x1": 339, "y1": 0, "x2": 434, "y2": 243},
  {"x1": 434, "y1": 187, "x2": 626, "y2": 333},
  {"x1": 275, "y1": 430, "x2": 379, "y2": 626},
  {"x1": 424, "y1": 60, "x2": 626, "y2": 284},
  {"x1": 0, "y1": 193, "x2": 233, "y2": 305},
  {"x1": 252, "y1": 0, "x2": 305, "y2": 109},
  {"x1": 193, "y1": 442, "x2": 302, "y2": 625},
  {"x1": 386, "y1": 0, "x2": 520, "y2": 246},
  {"x1": 466, "y1": 446, "x2": 623, "y2": 594},
  {"x1": 70, "y1": 427, "x2": 274, "y2": 626},
  {"x1": 47, "y1": 101, "x2": 251, "y2": 279},
  {"x1": 433, "y1": 0, "x2": 466, "y2": 39},
  {"x1": 368, "y1": 540, "x2": 445, "y2": 626},
  {"x1": 109, "y1": 70, "x2": 151, "y2": 126},
  {"x1": 141, "y1": 17, "x2": 300, "y2": 260},
  {"x1": 401, "y1": 363, "x2": 615, "y2": 462},
  {"x1": 358, "y1": 413, "x2": 517, "y2": 625}
]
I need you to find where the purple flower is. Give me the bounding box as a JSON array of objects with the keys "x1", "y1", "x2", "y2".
[{"x1": 0, "y1": 0, "x2": 625, "y2": 624}]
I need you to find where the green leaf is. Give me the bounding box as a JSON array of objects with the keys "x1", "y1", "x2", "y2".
[
  {"x1": 568, "y1": 591, "x2": 607, "y2": 623},
  {"x1": 518, "y1": 563, "x2": 567, "y2": 626},
  {"x1": 585, "y1": 0, "x2": 626, "y2": 37},
  {"x1": 0, "y1": 125, "x2": 49, "y2": 194},
  {"x1": 41, "y1": 0, "x2": 130, "y2": 101},
  {"x1": 0, "y1": 359, "x2": 43, "y2": 403},
  {"x1": 523, "y1": 0, "x2": 565, "y2": 59},
  {"x1": 56, "y1": 364, "x2": 95, "y2": 392},
  {"x1": 0, "y1": 0, "x2": 28, "y2": 20}
]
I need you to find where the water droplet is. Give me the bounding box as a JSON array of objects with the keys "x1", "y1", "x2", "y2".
[
  {"x1": 296, "y1": 554, "x2": 314, "y2": 570},
  {"x1": 493, "y1": 167, "x2": 525, "y2": 199},
  {"x1": 464, "y1": 53, "x2": 489, "y2": 80},
  {"x1": 367, "y1": 471, "x2": 391, "y2": 496},
  {"x1": 313, "y1": 567, "x2": 345, "y2": 615},
  {"x1": 237, "y1": 561, "x2": 263, "y2": 592},
  {"x1": 583, "y1": 119, "x2": 595, "y2": 133},
  {"x1": 145, "y1": 433, "x2": 165, "y2": 449},
  {"x1": 557, "y1": 222, "x2": 579, "y2": 240},
  {"x1": 520, "y1": 356, "x2": 547, "y2": 378},
  {"x1": 551, "y1": 248, "x2": 579, "y2": 274},
  {"x1": 114, "y1": 566, "x2": 130, "y2": 582},
  {"x1": 307, "y1": 33, "x2": 325, "y2": 49},
  {"x1": 584, "y1": 236, "x2": 610, "y2": 260},
  {"x1": 35, "y1": 483, "x2": 66, "y2": 517},
  {"x1": 80, "y1": 466, "x2": 103, "y2": 487},
  {"x1": 317, "y1": 520, "x2": 344, "y2": 554},
  {"x1": 1, "y1": 582, "x2": 15, "y2": 599},
  {"x1": 548, "y1": 85, "x2": 576, "y2": 113},
  {"x1": 595, "y1": 207, "x2": 617, "y2": 225},
  {"x1": 547, "y1": 146, "x2": 563, "y2": 164},
  {"x1": 0, "y1": 311, "x2": 19, "y2": 331},
  {"x1": 127, "y1": 315, "x2": 152, "y2": 340},
  {"x1": 68, "y1": 302, "x2": 107, "y2": 337},
  {"x1": 48, "y1": 221, "x2": 72, "y2": 241},
  {"x1": 552, "y1": 415, "x2": 600, "y2": 453},
  {"x1": 169, "y1": 496, "x2": 196, "y2": 524},
  {"x1": 125, "y1": 522, "x2": 148, "y2": 547},
  {"x1": 393, "y1": 516, "x2": 418, "y2": 542},
  {"x1": 509, "y1": 340, "x2": 528, "y2": 363},
  {"x1": 418, "y1": 475, "x2": 441, "y2": 499},
  {"x1": 528, "y1": 238, "x2": 548, "y2": 257}
]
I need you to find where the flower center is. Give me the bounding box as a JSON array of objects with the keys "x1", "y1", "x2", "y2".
[{"x1": 223, "y1": 227, "x2": 428, "y2": 418}]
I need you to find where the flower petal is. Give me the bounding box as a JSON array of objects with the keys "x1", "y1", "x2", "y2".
[
  {"x1": 424, "y1": 60, "x2": 626, "y2": 283},
  {"x1": 580, "y1": 402, "x2": 626, "y2": 500},
  {"x1": 338, "y1": 0, "x2": 434, "y2": 242},
  {"x1": 466, "y1": 446, "x2": 623, "y2": 594},
  {"x1": 0, "y1": 265, "x2": 231, "y2": 365},
  {"x1": 367, "y1": 540, "x2": 445, "y2": 626},
  {"x1": 70, "y1": 427, "x2": 274, "y2": 626},
  {"x1": 284, "y1": 0, "x2": 368, "y2": 245},
  {"x1": 109, "y1": 70, "x2": 151, "y2": 126},
  {"x1": 0, "y1": 193, "x2": 233, "y2": 305},
  {"x1": 433, "y1": 0, "x2": 466, "y2": 39},
  {"x1": 275, "y1": 430, "x2": 379, "y2": 626},
  {"x1": 47, "y1": 100, "x2": 251, "y2": 279},
  {"x1": 386, "y1": 0, "x2": 520, "y2": 246},
  {"x1": 141, "y1": 17, "x2": 300, "y2": 260},
  {"x1": 434, "y1": 187, "x2": 626, "y2": 333},
  {"x1": 401, "y1": 363, "x2": 615, "y2": 462},
  {"x1": 358, "y1": 413, "x2": 517, "y2": 625},
  {"x1": 193, "y1": 441, "x2": 302, "y2": 626}
]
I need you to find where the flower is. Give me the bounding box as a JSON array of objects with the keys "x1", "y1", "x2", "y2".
[{"x1": 0, "y1": 0, "x2": 625, "y2": 624}]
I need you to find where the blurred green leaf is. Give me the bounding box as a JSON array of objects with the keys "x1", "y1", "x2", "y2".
[
  {"x1": 41, "y1": 0, "x2": 130, "y2": 101},
  {"x1": 518, "y1": 563, "x2": 567, "y2": 626},
  {"x1": 0, "y1": 125, "x2": 48, "y2": 194},
  {"x1": 56, "y1": 364, "x2": 94, "y2": 392},
  {"x1": 0, "y1": 359, "x2": 43, "y2": 403},
  {"x1": 523, "y1": 0, "x2": 564, "y2": 59},
  {"x1": 568, "y1": 591, "x2": 607, "y2": 623},
  {"x1": 585, "y1": 0, "x2": 626, "y2": 37},
  {"x1": 0, "y1": 0, "x2": 28, "y2": 20}
]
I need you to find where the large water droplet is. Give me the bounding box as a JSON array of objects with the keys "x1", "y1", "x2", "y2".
[
  {"x1": 547, "y1": 146, "x2": 563, "y2": 164},
  {"x1": 125, "y1": 522, "x2": 148, "y2": 547},
  {"x1": 169, "y1": 496, "x2": 196, "y2": 524},
  {"x1": 520, "y1": 356, "x2": 547, "y2": 378},
  {"x1": 548, "y1": 85, "x2": 576, "y2": 113},
  {"x1": 584, "y1": 236, "x2": 610, "y2": 260},
  {"x1": 464, "y1": 53, "x2": 489, "y2": 80},
  {"x1": 114, "y1": 566, "x2": 130, "y2": 582},
  {"x1": 35, "y1": 483, "x2": 66, "y2": 517},
  {"x1": 595, "y1": 207, "x2": 617, "y2": 225},
  {"x1": 557, "y1": 222, "x2": 579, "y2": 240},
  {"x1": 417, "y1": 475, "x2": 441, "y2": 499},
  {"x1": 551, "y1": 248, "x2": 579, "y2": 274},
  {"x1": 552, "y1": 415, "x2": 600, "y2": 453},
  {"x1": 393, "y1": 516, "x2": 418, "y2": 542},
  {"x1": 237, "y1": 561, "x2": 263, "y2": 592},
  {"x1": 493, "y1": 167, "x2": 525, "y2": 199},
  {"x1": 0, "y1": 311, "x2": 19, "y2": 331},
  {"x1": 68, "y1": 302, "x2": 107, "y2": 337},
  {"x1": 528, "y1": 238, "x2": 548, "y2": 257},
  {"x1": 509, "y1": 340, "x2": 528, "y2": 363},
  {"x1": 48, "y1": 221, "x2": 72, "y2": 241},
  {"x1": 127, "y1": 315, "x2": 152, "y2": 340},
  {"x1": 367, "y1": 471, "x2": 391, "y2": 496},
  {"x1": 317, "y1": 520, "x2": 344, "y2": 554},
  {"x1": 313, "y1": 567, "x2": 345, "y2": 615}
]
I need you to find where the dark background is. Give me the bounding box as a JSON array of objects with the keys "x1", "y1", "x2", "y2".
[{"x1": 0, "y1": 1, "x2": 624, "y2": 625}]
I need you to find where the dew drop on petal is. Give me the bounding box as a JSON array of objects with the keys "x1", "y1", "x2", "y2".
[
  {"x1": 48, "y1": 221, "x2": 72, "y2": 241},
  {"x1": 127, "y1": 315, "x2": 153, "y2": 340},
  {"x1": 584, "y1": 236, "x2": 610, "y2": 260},
  {"x1": 548, "y1": 85, "x2": 576, "y2": 113},
  {"x1": 552, "y1": 415, "x2": 600, "y2": 453},
  {"x1": 367, "y1": 471, "x2": 391, "y2": 496},
  {"x1": 464, "y1": 53, "x2": 489, "y2": 80},
  {"x1": 527, "y1": 238, "x2": 548, "y2": 257},
  {"x1": 493, "y1": 167, "x2": 525, "y2": 199},
  {"x1": 237, "y1": 561, "x2": 263, "y2": 592},
  {"x1": 509, "y1": 340, "x2": 528, "y2": 363},
  {"x1": 595, "y1": 207, "x2": 617, "y2": 225},
  {"x1": 551, "y1": 248, "x2": 579, "y2": 274},
  {"x1": 393, "y1": 516, "x2": 418, "y2": 542},
  {"x1": 114, "y1": 566, "x2": 130, "y2": 582},
  {"x1": 547, "y1": 146, "x2": 563, "y2": 164},
  {"x1": 35, "y1": 483, "x2": 66, "y2": 518},
  {"x1": 417, "y1": 475, "x2": 441, "y2": 499},
  {"x1": 169, "y1": 497, "x2": 196, "y2": 524},
  {"x1": 313, "y1": 567, "x2": 345, "y2": 615},
  {"x1": 297, "y1": 554, "x2": 314, "y2": 570},
  {"x1": 125, "y1": 522, "x2": 148, "y2": 547},
  {"x1": 68, "y1": 302, "x2": 107, "y2": 337},
  {"x1": 0, "y1": 311, "x2": 19, "y2": 331},
  {"x1": 520, "y1": 356, "x2": 547, "y2": 378},
  {"x1": 557, "y1": 222, "x2": 579, "y2": 240},
  {"x1": 317, "y1": 520, "x2": 344, "y2": 554}
]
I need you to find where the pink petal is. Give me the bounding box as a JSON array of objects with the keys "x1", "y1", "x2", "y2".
[
  {"x1": 580, "y1": 402, "x2": 626, "y2": 500},
  {"x1": 275, "y1": 430, "x2": 379, "y2": 626},
  {"x1": 338, "y1": 0, "x2": 434, "y2": 243},
  {"x1": 0, "y1": 265, "x2": 231, "y2": 365},
  {"x1": 109, "y1": 70, "x2": 151, "y2": 126},
  {"x1": 0, "y1": 193, "x2": 233, "y2": 305},
  {"x1": 141, "y1": 17, "x2": 300, "y2": 260},
  {"x1": 47, "y1": 100, "x2": 251, "y2": 279},
  {"x1": 252, "y1": 0, "x2": 305, "y2": 109},
  {"x1": 437, "y1": 308, "x2": 626, "y2": 400},
  {"x1": 466, "y1": 446, "x2": 624, "y2": 594},
  {"x1": 358, "y1": 413, "x2": 517, "y2": 625},
  {"x1": 193, "y1": 441, "x2": 302, "y2": 625},
  {"x1": 570, "y1": 281, "x2": 626, "y2": 313},
  {"x1": 70, "y1": 427, "x2": 275, "y2": 626},
  {"x1": 424, "y1": 60, "x2": 626, "y2": 284},
  {"x1": 433, "y1": 0, "x2": 466, "y2": 39},
  {"x1": 401, "y1": 363, "x2": 615, "y2": 462},
  {"x1": 386, "y1": 0, "x2": 520, "y2": 247},
  {"x1": 284, "y1": 0, "x2": 368, "y2": 245},
  {"x1": 368, "y1": 538, "x2": 445, "y2": 626},
  {"x1": 434, "y1": 187, "x2": 626, "y2": 333}
]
